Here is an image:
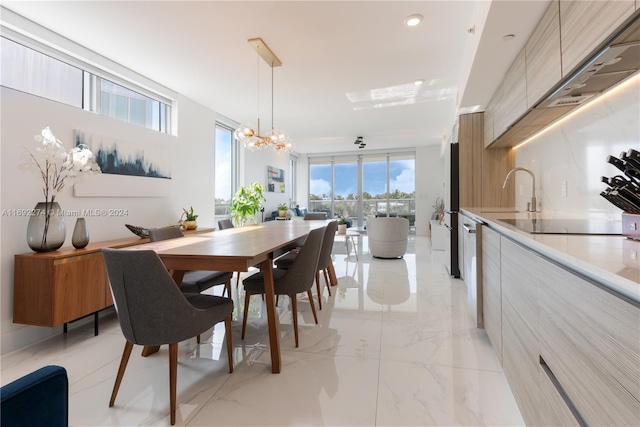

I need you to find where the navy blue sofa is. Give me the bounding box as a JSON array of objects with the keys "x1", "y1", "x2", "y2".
[{"x1": 1, "y1": 365, "x2": 68, "y2": 427}]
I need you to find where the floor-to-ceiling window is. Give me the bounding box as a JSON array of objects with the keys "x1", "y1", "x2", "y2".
[
  {"x1": 214, "y1": 122, "x2": 238, "y2": 221},
  {"x1": 308, "y1": 152, "x2": 415, "y2": 226}
]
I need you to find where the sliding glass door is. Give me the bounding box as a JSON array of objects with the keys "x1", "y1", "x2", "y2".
[{"x1": 308, "y1": 153, "x2": 415, "y2": 227}]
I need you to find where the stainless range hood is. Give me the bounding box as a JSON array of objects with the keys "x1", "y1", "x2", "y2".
[{"x1": 490, "y1": 12, "x2": 640, "y2": 149}]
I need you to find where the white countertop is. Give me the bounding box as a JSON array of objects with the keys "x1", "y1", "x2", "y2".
[{"x1": 461, "y1": 208, "x2": 640, "y2": 303}]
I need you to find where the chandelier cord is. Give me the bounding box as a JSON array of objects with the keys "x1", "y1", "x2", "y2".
[
  {"x1": 256, "y1": 46, "x2": 260, "y2": 135},
  {"x1": 271, "y1": 60, "x2": 275, "y2": 132}
]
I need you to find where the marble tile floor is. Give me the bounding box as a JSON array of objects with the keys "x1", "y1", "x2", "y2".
[{"x1": 0, "y1": 235, "x2": 525, "y2": 426}]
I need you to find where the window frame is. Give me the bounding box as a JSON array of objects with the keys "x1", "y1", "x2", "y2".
[{"x1": 1, "y1": 25, "x2": 174, "y2": 134}]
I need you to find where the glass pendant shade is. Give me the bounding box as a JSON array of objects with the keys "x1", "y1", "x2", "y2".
[{"x1": 234, "y1": 124, "x2": 255, "y2": 141}]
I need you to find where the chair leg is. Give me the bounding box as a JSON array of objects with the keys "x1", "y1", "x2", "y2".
[
  {"x1": 242, "y1": 291, "x2": 251, "y2": 340},
  {"x1": 224, "y1": 278, "x2": 232, "y2": 298},
  {"x1": 196, "y1": 334, "x2": 201, "y2": 344},
  {"x1": 315, "y1": 271, "x2": 323, "y2": 310},
  {"x1": 291, "y1": 294, "x2": 299, "y2": 348},
  {"x1": 323, "y1": 269, "x2": 332, "y2": 296},
  {"x1": 307, "y1": 289, "x2": 319, "y2": 324},
  {"x1": 225, "y1": 315, "x2": 234, "y2": 373},
  {"x1": 235, "y1": 272, "x2": 241, "y2": 289},
  {"x1": 169, "y1": 342, "x2": 178, "y2": 425},
  {"x1": 110, "y1": 341, "x2": 134, "y2": 407}
]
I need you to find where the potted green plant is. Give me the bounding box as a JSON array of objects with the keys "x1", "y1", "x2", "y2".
[
  {"x1": 230, "y1": 182, "x2": 266, "y2": 226},
  {"x1": 337, "y1": 217, "x2": 347, "y2": 234},
  {"x1": 432, "y1": 197, "x2": 445, "y2": 223},
  {"x1": 181, "y1": 206, "x2": 199, "y2": 230},
  {"x1": 277, "y1": 202, "x2": 288, "y2": 217}
]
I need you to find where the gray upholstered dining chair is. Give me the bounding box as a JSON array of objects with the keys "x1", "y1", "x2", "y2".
[
  {"x1": 149, "y1": 226, "x2": 233, "y2": 297},
  {"x1": 242, "y1": 226, "x2": 325, "y2": 347},
  {"x1": 217, "y1": 219, "x2": 234, "y2": 230},
  {"x1": 102, "y1": 248, "x2": 234, "y2": 426},
  {"x1": 303, "y1": 212, "x2": 327, "y2": 220},
  {"x1": 275, "y1": 220, "x2": 337, "y2": 309}
]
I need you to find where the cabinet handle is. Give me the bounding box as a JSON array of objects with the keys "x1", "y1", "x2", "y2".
[
  {"x1": 444, "y1": 224, "x2": 454, "y2": 231},
  {"x1": 462, "y1": 223, "x2": 476, "y2": 233},
  {"x1": 539, "y1": 356, "x2": 587, "y2": 427}
]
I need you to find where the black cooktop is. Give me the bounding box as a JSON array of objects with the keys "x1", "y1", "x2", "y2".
[{"x1": 496, "y1": 218, "x2": 622, "y2": 235}]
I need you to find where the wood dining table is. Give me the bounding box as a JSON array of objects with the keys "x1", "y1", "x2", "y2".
[{"x1": 125, "y1": 219, "x2": 330, "y2": 373}]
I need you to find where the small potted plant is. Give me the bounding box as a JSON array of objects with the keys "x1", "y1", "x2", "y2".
[
  {"x1": 337, "y1": 217, "x2": 347, "y2": 234},
  {"x1": 277, "y1": 203, "x2": 288, "y2": 217},
  {"x1": 433, "y1": 197, "x2": 445, "y2": 223},
  {"x1": 181, "y1": 206, "x2": 198, "y2": 230}
]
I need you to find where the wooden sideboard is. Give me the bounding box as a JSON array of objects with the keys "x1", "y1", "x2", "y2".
[{"x1": 13, "y1": 228, "x2": 214, "y2": 331}]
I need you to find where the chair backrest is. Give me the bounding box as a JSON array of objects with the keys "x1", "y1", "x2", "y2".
[
  {"x1": 278, "y1": 226, "x2": 325, "y2": 295},
  {"x1": 366, "y1": 217, "x2": 410, "y2": 258},
  {"x1": 304, "y1": 212, "x2": 327, "y2": 220},
  {"x1": 102, "y1": 248, "x2": 208, "y2": 346},
  {"x1": 1, "y1": 365, "x2": 68, "y2": 427},
  {"x1": 366, "y1": 217, "x2": 410, "y2": 242},
  {"x1": 317, "y1": 220, "x2": 338, "y2": 270},
  {"x1": 148, "y1": 225, "x2": 184, "y2": 242},
  {"x1": 218, "y1": 219, "x2": 234, "y2": 230}
]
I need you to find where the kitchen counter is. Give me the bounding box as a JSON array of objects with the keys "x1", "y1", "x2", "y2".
[{"x1": 461, "y1": 208, "x2": 640, "y2": 303}]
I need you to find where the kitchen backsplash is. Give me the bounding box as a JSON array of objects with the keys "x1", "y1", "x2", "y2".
[{"x1": 514, "y1": 74, "x2": 640, "y2": 220}]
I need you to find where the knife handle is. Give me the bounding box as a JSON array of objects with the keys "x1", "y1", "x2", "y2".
[
  {"x1": 607, "y1": 155, "x2": 627, "y2": 172},
  {"x1": 621, "y1": 152, "x2": 640, "y2": 170}
]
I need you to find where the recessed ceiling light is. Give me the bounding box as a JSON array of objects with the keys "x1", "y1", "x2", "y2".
[
  {"x1": 414, "y1": 79, "x2": 424, "y2": 86},
  {"x1": 502, "y1": 34, "x2": 515, "y2": 41},
  {"x1": 404, "y1": 14, "x2": 423, "y2": 27}
]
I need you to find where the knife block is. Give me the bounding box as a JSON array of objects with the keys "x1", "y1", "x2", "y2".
[{"x1": 622, "y1": 212, "x2": 640, "y2": 240}]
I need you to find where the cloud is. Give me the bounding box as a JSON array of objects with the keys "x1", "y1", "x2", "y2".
[
  {"x1": 390, "y1": 168, "x2": 415, "y2": 193},
  {"x1": 310, "y1": 178, "x2": 331, "y2": 196}
]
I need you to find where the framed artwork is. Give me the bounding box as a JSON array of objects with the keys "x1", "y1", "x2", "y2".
[
  {"x1": 73, "y1": 129, "x2": 171, "y2": 197},
  {"x1": 266, "y1": 165, "x2": 285, "y2": 193}
]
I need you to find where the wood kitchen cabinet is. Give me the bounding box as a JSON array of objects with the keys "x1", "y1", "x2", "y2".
[
  {"x1": 500, "y1": 238, "x2": 541, "y2": 426},
  {"x1": 525, "y1": 0, "x2": 561, "y2": 108},
  {"x1": 560, "y1": 0, "x2": 636, "y2": 77},
  {"x1": 538, "y1": 254, "x2": 640, "y2": 425},
  {"x1": 481, "y1": 226, "x2": 502, "y2": 364},
  {"x1": 538, "y1": 359, "x2": 581, "y2": 427},
  {"x1": 479, "y1": 225, "x2": 640, "y2": 426},
  {"x1": 491, "y1": 50, "x2": 527, "y2": 140}
]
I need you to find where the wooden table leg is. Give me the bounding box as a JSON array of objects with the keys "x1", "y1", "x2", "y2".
[
  {"x1": 142, "y1": 270, "x2": 185, "y2": 357},
  {"x1": 327, "y1": 259, "x2": 338, "y2": 286},
  {"x1": 261, "y1": 259, "x2": 281, "y2": 373}
]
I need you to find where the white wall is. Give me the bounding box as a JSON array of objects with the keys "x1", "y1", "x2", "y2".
[
  {"x1": 243, "y1": 148, "x2": 291, "y2": 222},
  {"x1": 514, "y1": 75, "x2": 640, "y2": 218},
  {"x1": 0, "y1": 86, "x2": 225, "y2": 354}
]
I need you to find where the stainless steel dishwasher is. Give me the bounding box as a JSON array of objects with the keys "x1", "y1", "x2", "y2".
[{"x1": 460, "y1": 213, "x2": 483, "y2": 328}]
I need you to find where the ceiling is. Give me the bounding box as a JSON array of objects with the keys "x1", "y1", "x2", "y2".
[{"x1": 2, "y1": 1, "x2": 551, "y2": 154}]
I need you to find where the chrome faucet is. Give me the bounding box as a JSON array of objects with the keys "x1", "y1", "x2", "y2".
[{"x1": 503, "y1": 167, "x2": 537, "y2": 212}]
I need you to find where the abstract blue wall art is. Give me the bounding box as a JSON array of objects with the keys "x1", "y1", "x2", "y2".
[{"x1": 73, "y1": 130, "x2": 172, "y2": 197}]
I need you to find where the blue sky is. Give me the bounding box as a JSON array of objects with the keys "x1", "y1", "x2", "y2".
[{"x1": 310, "y1": 159, "x2": 415, "y2": 198}]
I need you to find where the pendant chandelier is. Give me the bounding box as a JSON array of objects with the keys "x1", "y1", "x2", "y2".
[{"x1": 234, "y1": 38, "x2": 294, "y2": 154}]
